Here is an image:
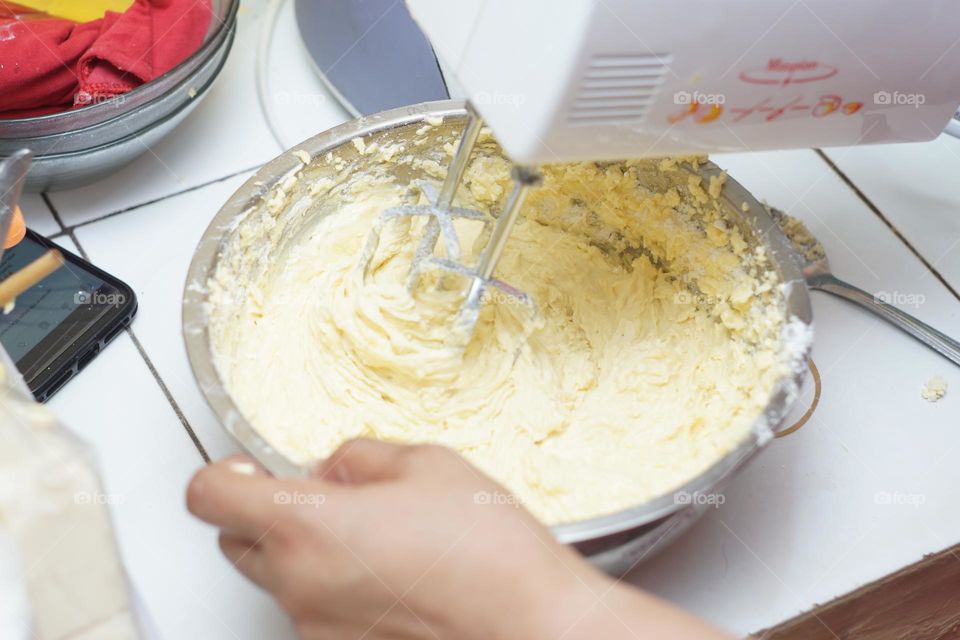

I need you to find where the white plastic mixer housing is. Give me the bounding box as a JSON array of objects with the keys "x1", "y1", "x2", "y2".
[{"x1": 406, "y1": 0, "x2": 960, "y2": 165}]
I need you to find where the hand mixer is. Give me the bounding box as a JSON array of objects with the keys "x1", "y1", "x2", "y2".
[{"x1": 365, "y1": 0, "x2": 960, "y2": 340}]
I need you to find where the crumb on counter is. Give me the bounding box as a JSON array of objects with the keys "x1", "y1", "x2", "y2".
[{"x1": 921, "y1": 376, "x2": 947, "y2": 402}]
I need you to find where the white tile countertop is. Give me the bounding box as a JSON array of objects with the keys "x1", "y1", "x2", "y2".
[{"x1": 20, "y1": 0, "x2": 960, "y2": 637}]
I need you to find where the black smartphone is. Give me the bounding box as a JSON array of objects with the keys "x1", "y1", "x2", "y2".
[{"x1": 0, "y1": 230, "x2": 137, "y2": 401}]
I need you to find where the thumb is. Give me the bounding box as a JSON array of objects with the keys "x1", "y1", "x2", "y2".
[{"x1": 314, "y1": 438, "x2": 408, "y2": 484}]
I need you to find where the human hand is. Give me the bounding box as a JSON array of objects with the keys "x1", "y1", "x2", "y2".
[{"x1": 187, "y1": 439, "x2": 731, "y2": 640}]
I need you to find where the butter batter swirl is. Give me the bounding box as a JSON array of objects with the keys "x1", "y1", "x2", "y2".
[{"x1": 208, "y1": 129, "x2": 789, "y2": 525}]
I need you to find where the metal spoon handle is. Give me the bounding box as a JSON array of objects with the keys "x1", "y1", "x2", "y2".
[{"x1": 812, "y1": 274, "x2": 960, "y2": 367}]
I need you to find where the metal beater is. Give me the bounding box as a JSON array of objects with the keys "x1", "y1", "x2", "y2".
[{"x1": 358, "y1": 105, "x2": 541, "y2": 341}]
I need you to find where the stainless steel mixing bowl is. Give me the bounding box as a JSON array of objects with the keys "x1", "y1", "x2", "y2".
[
  {"x1": 183, "y1": 100, "x2": 813, "y2": 575},
  {"x1": 0, "y1": 0, "x2": 238, "y2": 192}
]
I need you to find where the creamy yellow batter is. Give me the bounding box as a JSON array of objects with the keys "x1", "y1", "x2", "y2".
[{"x1": 207, "y1": 125, "x2": 793, "y2": 525}]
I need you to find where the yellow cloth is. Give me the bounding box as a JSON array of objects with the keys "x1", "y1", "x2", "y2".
[{"x1": 12, "y1": 0, "x2": 134, "y2": 22}]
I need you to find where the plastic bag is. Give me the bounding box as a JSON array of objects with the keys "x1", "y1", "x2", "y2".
[{"x1": 0, "y1": 347, "x2": 142, "y2": 640}]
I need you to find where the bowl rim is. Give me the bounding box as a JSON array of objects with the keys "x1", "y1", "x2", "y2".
[
  {"x1": 0, "y1": 0, "x2": 239, "y2": 127},
  {"x1": 19, "y1": 25, "x2": 233, "y2": 161},
  {"x1": 182, "y1": 100, "x2": 814, "y2": 545}
]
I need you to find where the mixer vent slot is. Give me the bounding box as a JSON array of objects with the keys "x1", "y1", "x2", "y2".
[{"x1": 568, "y1": 53, "x2": 672, "y2": 125}]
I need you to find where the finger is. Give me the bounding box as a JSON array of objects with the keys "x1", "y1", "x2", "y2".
[
  {"x1": 187, "y1": 458, "x2": 306, "y2": 538},
  {"x1": 313, "y1": 438, "x2": 407, "y2": 484},
  {"x1": 219, "y1": 533, "x2": 271, "y2": 590},
  {"x1": 221, "y1": 454, "x2": 267, "y2": 478}
]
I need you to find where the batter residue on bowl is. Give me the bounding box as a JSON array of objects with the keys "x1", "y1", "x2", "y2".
[{"x1": 207, "y1": 126, "x2": 793, "y2": 525}]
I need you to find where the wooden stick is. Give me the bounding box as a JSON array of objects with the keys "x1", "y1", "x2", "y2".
[{"x1": 0, "y1": 250, "x2": 64, "y2": 308}]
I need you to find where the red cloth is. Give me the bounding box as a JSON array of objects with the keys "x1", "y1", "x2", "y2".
[{"x1": 0, "y1": 0, "x2": 212, "y2": 118}]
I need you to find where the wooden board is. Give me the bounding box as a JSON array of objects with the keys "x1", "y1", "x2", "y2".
[{"x1": 755, "y1": 545, "x2": 960, "y2": 639}]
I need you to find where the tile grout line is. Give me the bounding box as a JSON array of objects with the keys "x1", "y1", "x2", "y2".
[
  {"x1": 41, "y1": 194, "x2": 211, "y2": 464},
  {"x1": 53, "y1": 164, "x2": 263, "y2": 236},
  {"x1": 814, "y1": 149, "x2": 960, "y2": 302},
  {"x1": 126, "y1": 329, "x2": 211, "y2": 464},
  {"x1": 39, "y1": 191, "x2": 67, "y2": 235}
]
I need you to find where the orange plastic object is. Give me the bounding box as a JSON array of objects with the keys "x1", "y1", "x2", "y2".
[{"x1": 4, "y1": 206, "x2": 26, "y2": 249}]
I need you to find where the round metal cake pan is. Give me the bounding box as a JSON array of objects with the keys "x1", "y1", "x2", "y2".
[{"x1": 182, "y1": 100, "x2": 814, "y2": 575}]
